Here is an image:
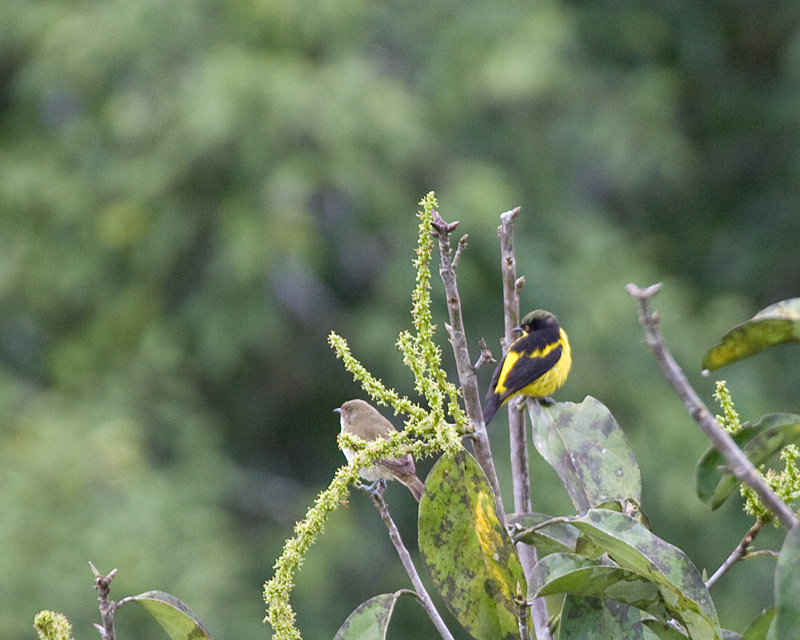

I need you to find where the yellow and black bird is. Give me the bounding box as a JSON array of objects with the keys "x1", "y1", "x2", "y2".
[
  {"x1": 483, "y1": 309, "x2": 572, "y2": 425},
  {"x1": 334, "y1": 399, "x2": 425, "y2": 501}
]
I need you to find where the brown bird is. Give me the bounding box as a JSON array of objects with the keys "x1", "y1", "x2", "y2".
[{"x1": 334, "y1": 399, "x2": 425, "y2": 501}]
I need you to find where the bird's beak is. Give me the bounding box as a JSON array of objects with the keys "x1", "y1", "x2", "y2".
[
  {"x1": 512, "y1": 325, "x2": 524, "y2": 333},
  {"x1": 333, "y1": 408, "x2": 342, "y2": 415}
]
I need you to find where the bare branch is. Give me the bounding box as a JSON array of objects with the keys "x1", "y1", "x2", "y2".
[
  {"x1": 452, "y1": 234, "x2": 469, "y2": 269},
  {"x1": 498, "y1": 213, "x2": 528, "y2": 509},
  {"x1": 498, "y1": 207, "x2": 552, "y2": 640},
  {"x1": 627, "y1": 283, "x2": 798, "y2": 530},
  {"x1": 363, "y1": 487, "x2": 456, "y2": 640},
  {"x1": 515, "y1": 582, "x2": 532, "y2": 640},
  {"x1": 500, "y1": 206, "x2": 521, "y2": 225},
  {"x1": 497, "y1": 213, "x2": 530, "y2": 513},
  {"x1": 430, "y1": 209, "x2": 505, "y2": 518},
  {"x1": 705, "y1": 519, "x2": 765, "y2": 589},
  {"x1": 430, "y1": 210, "x2": 460, "y2": 235},
  {"x1": 90, "y1": 563, "x2": 118, "y2": 640},
  {"x1": 473, "y1": 338, "x2": 496, "y2": 371}
]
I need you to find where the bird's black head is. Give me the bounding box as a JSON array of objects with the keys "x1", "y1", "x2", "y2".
[{"x1": 518, "y1": 309, "x2": 559, "y2": 333}]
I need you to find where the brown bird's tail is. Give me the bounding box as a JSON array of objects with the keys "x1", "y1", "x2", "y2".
[
  {"x1": 402, "y1": 475, "x2": 425, "y2": 502},
  {"x1": 378, "y1": 455, "x2": 425, "y2": 502}
]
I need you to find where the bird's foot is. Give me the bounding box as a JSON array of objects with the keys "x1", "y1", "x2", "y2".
[{"x1": 357, "y1": 479, "x2": 387, "y2": 499}]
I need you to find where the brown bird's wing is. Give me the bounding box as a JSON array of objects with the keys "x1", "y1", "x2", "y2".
[
  {"x1": 378, "y1": 454, "x2": 424, "y2": 501},
  {"x1": 377, "y1": 453, "x2": 417, "y2": 477}
]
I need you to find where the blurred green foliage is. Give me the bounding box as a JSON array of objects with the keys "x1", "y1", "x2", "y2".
[{"x1": 2, "y1": 0, "x2": 800, "y2": 638}]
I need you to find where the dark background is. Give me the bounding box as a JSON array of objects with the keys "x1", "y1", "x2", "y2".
[{"x1": 2, "y1": 1, "x2": 800, "y2": 638}]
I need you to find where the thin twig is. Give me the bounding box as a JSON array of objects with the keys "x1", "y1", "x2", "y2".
[
  {"x1": 509, "y1": 516, "x2": 577, "y2": 543},
  {"x1": 473, "y1": 338, "x2": 496, "y2": 371},
  {"x1": 431, "y1": 209, "x2": 505, "y2": 519},
  {"x1": 627, "y1": 283, "x2": 798, "y2": 530},
  {"x1": 363, "y1": 487, "x2": 456, "y2": 640},
  {"x1": 705, "y1": 519, "x2": 765, "y2": 589},
  {"x1": 452, "y1": 234, "x2": 469, "y2": 269},
  {"x1": 745, "y1": 549, "x2": 780, "y2": 559},
  {"x1": 498, "y1": 207, "x2": 550, "y2": 640},
  {"x1": 90, "y1": 563, "x2": 117, "y2": 640},
  {"x1": 499, "y1": 207, "x2": 522, "y2": 331}
]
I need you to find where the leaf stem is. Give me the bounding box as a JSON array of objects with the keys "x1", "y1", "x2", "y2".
[{"x1": 510, "y1": 516, "x2": 576, "y2": 542}]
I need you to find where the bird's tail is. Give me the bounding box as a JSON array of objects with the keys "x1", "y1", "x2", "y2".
[
  {"x1": 482, "y1": 395, "x2": 502, "y2": 426},
  {"x1": 403, "y1": 475, "x2": 425, "y2": 502}
]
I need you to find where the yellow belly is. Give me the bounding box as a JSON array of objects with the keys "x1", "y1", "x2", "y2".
[{"x1": 504, "y1": 328, "x2": 571, "y2": 399}]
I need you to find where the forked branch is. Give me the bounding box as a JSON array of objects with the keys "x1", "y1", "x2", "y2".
[{"x1": 431, "y1": 209, "x2": 505, "y2": 518}]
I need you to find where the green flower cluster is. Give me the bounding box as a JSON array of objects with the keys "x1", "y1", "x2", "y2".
[{"x1": 263, "y1": 193, "x2": 465, "y2": 640}]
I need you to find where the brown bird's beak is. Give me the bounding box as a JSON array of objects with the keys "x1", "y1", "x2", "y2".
[{"x1": 333, "y1": 407, "x2": 342, "y2": 415}]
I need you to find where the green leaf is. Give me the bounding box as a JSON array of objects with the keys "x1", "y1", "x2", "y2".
[
  {"x1": 506, "y1": 512, "x2": 580, "y2": 556},
  {"x1": 695, "y1": 414, "x2": 800, "y2": 509},
  {"x1": 529, "y1": 553, "x2": 666, "y2": 622},
  {"x1": 647, "y1": 626, "x2": 742, "y2": 640},
  {"x1": 769, "y1": 523, "x2": 800, "y2": 640},
  {"x1": 529, "y1": 396, "x2": 641, "y2": 514},
  {"x1": 642, "y1": 619, "x2": 689, "y2": 639},
  {"x1": 702, "y1": 299, "x2": 800, "y2": 371},
  {"x1": 333, "y1": 591, "x2": 414, "y2": 640},
  {"x1": 122, "y1": 591, "x2": 213, "y2": 640},
  {"x1": 571, "y1": 510, "x2": 721, "y2": 640},
  {"x1": 557, "y1": 595, "x2": 645, "y2": 639},
  {"x1": 695, "y1": 424, "x2": 761, "y2": 508},
  {"x1": 418, "y1": 451, "x2": 524, "y2": 640},
  {"x1": 740, "y1": 607, "x2": 773, "y2": 640},
  {"x1": 595, "y1": 498, "x2": 653, "y2": 530}
]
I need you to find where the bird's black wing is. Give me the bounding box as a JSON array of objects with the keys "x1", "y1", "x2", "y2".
[
  {"x1": 500, "y1": 344, "x2": 562, "y2": 400},
  {"x1": 486, "y1": 356, "x2": 505, "y2": 398}
]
